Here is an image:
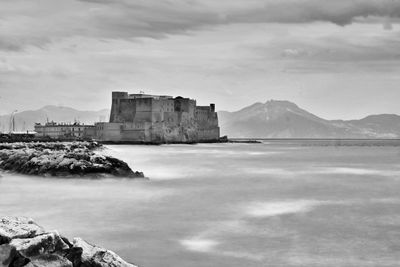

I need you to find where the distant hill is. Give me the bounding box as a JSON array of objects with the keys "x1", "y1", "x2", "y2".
[
  {"x1": 0, "y1": 105, "x2": 110, "y2": 132},
  {"x1": 218, "y1": 100, "x2": 400, "y2": 138}
]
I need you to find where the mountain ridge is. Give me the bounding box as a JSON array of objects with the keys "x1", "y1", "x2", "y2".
[{"x1": 219, "y1": 100, "x2": 400, "y2": 138}]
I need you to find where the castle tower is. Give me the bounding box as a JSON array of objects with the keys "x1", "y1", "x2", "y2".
[{"x1": 110, "y1": 91, "x2": 128, "y2": 123}]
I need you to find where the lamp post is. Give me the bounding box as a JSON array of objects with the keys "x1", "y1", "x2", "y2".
[{"x1": 10, "y1": 110, "x2": 18, "y2": 133}]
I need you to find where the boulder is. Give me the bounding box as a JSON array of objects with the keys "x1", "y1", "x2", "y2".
[
  {"x1": 10, "y1": 231, "x2": 70, "y2": 258},
  {"x1": 0, "y1": 217, "x2": 44, "y2": 244},
  {"x1": 0, "y1": 217, "x2": 138, "y2": 267},
  {"x1": 24, "y1": 254, "x2": 72, "y2": 267},
  {"x1": 0, "y1": 244, "x2": 17, "y2": 267},
  {"x1": 71, "y1": 238, "x2": 136, "y2": 267}
]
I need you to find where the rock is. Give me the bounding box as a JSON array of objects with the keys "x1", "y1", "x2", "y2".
[
  {"x1": 71, "y1": 238, "x2": 137, "y2": 267},
  {"x1": 0, "y1": 142, "x2": 144, "y2": 178},
  {"x1": 2, "y1": 250, "x2": 30, "y2": 267},
  {"x1": 24, "y1": 254, "x2": 72, "y2": 267},
  {"x1": 0, "y1": 217, "x2": 44, "y2": 244},
  {"x1": 0, "y1": 217, "x2": 138, "y2": 267},
  {"x1": 10, "y1": 231, "x2": 70, "y2": 258},
  {"x1": 0, "y1": 244, "x2": 17, "y2": 266}
]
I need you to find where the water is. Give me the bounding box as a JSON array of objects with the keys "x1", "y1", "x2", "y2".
[{"x1": 1, "y1": 142, "x2": 400, "y2": 267}]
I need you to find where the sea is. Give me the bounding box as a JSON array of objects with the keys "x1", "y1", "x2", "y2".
[{"x1": 1, "y1": 140, "x2": 400, "y2": 267}]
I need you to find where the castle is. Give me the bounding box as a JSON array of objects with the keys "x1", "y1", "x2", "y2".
[{"x1": 95, "y1": 92, "x2": 220, "y2": 143}]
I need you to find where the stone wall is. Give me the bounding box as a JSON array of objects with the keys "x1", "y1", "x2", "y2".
[
  {"x1": 195, "y1": 105, "x2": 220, "y2": 141},
  {"x1": 95, "y1": 122, "x2": 123, "y2": 141}
]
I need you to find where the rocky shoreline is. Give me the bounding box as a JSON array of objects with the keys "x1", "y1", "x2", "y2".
[
  {"x1": 0, "y1": 216, "x2": 137, "y2": 267},
  {"x1": 0, "y1": 142, "x2": 144, "y2": 178}
]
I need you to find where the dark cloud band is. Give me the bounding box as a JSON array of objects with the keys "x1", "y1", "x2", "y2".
[{"x1": 1, "y1": 0, "x2": 400, "y2": 50}]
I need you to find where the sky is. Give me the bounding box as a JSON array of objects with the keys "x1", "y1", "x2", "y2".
[{"x1": 1, "y1": 0, "x2": 400, "y2": 119}]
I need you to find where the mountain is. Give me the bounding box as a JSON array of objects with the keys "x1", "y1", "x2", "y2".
[
  {"x1": 219, "y1": 100, "x2": 400, "y2": 138},
  {"x1": 0, "y1": 105, "x2": 110, "y2": 132}
]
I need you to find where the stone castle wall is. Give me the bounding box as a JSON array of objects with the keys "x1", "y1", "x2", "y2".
[{"x1": 97, "y1": 92, "x2": 220, "y2": 143}]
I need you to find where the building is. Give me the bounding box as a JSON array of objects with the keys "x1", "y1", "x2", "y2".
[
  {"x1": 95, "y1": 91, "x2": 220, "y2": 143},
  {"x1": 34, "y1": 122, "x2": 96, "y2": 140}
]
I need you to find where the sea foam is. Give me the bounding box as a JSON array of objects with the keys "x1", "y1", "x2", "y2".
[
  {"x1": 245, "y1": 200, "x2": 322, "y2": 217},
  {"x1": 180, "y1": 238, "x2": 219, "y2": 252}
]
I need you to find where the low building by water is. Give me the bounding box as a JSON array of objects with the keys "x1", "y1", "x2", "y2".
[{"x1": 34, "y1": 122, "x2": 95, "y2": 140}]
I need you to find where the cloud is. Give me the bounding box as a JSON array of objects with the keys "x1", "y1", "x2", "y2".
[
  {"x1": 282, "y1": 48, "x2": 309, "y2": 58},
  {"x1": 383, "y1": 17, "x2": 394, "y2": 30},
  {"x1": 0, "y1": 39, "x2": 23, "y2": 52},
  {"x1": 1, "y1": 0, "x2": 400, "y2": 50},
  {"x1": 225, "y1": 0, "x2": 400, "y2": 26},
  {"x1": 78, "y1": 0, "x2": 400, "y2": 33}
]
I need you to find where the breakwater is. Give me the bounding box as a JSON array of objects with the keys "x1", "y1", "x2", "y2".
[{"x1": 0, "y1": 141, "x2": 144, "y2": 178}]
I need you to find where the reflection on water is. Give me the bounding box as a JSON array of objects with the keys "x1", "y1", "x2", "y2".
[{"x1": 1, "y1": 142, "x2": 400, "y2": 267}]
